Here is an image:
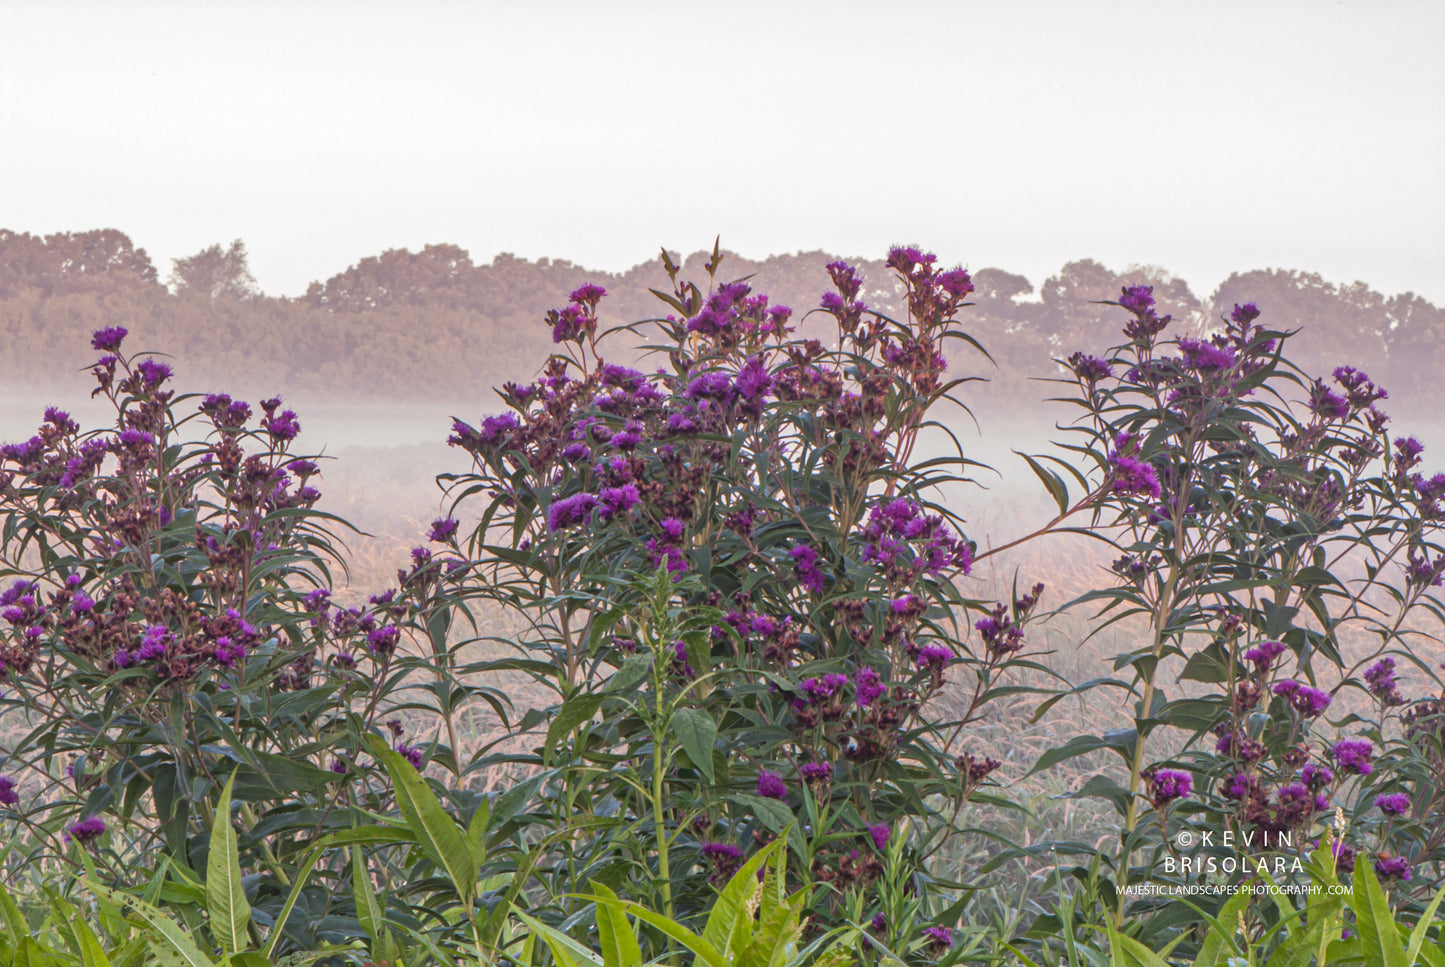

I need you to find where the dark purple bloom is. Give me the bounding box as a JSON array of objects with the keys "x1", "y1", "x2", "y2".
[
  {"x1": 330, "y1": 758, "x2": 349, "y2": 774},
  {"x1": 1331, "y1": 739, "x2": 1374, "y2": 775},
  {"x1": 789, "y1": 544, "x2": 827, "y2": 594},
  {"x1": 757, "y1": 771, "x2": 787, "y2": 800},
  {"x1": 135, "y1": 625, "x2": 170, "y2": 662},
  {"x1": 1221, "y1": 773, "x2": 1255, "y2": 799},
  {"x1": 1364, "y1": 657, "x2": 1404, "y2": 705},
  {"x1": 597, "y1": 484, "x2": 641, "y2": 520},
  {"x1": 1177, "y1": 337, "x2": 1236, "y2": 372},
  {"x1": 922, "y1": 926, "x2": 953, "y2": 951},
  {"x1": 64, "y1": 816, "x2": 107, "y2": 844},
  {"x1": 1374, "y1": 855, "x2": 1412, "y2": 881},
  {"x1": 428, "y1": 518, "x2": 459, "y2": 543},
  {"x1": 397, "y1": 744, "x2": 424, "y2": 769},
  {"x1": 1300, "y1": 763, "x2": 1334, "y2": 789},
  {"x1": 1273, "y1": 681, "x2": 1332, "y2": 717},
  {"x1": 1242, "y1": 640, "x2": 1287, "y2": 671},
  {"x1": 0, "y1": 776, "x2": 17, "y2": 806},
  {"x1": 263, "y1": 409, "x2": 301, "y2": 442},
  {"x1": 366, "y1": 626, "x2": 400, "y2": 656},
  {"x1": 1110, "y1": 455, "x2": 1161, "y2": 500},
  {"x1": 1118, "y1": 285, "x2": 1155, "y2": 314},
  {"x1": 1309, "y1": 381, "x2": 1350, "y2": 421},
  {"x1": 660, "y1": 518, "x2": 685, "y2": 541},
  {"x1": 917, "y1": 645, "x2": 951, "y2": 671},
  {"x1": 800, "y1": 762, "x2": 833, "y2": 784},
  {"x1": 867, "y1": 823, "x2": 890, "y2": 850},
  {"x1": 91, "y1": 326, "x2": 128, "y2": 351},
  {"x1": 569, "y1": 283, "x2": 607, "y2": 306},
  {"x1": 855, "y1": 667, "x2": 886, "y2": 707},
  {"x1": 1230, "y1": 303, "x2": 1260, "y2": 325},
  {"x1": 1375, "y1": 793, "x2": 1411, "y2": 816},
  {"x1": 548, "y1": 492, "x2": 598, "y2": 531},
  {"x1": 1148, "y1": 769, "x2": 1193, "y2": 807},
  {"x1": 135, "y1": 359, "x2": 172, "y2": 386},
  {"x1": 1068, "y1": 352, "x2": 1112, "y2": 382},
  {"x1": 701, "y1": 842, "x2": 742, "y2": 861}
]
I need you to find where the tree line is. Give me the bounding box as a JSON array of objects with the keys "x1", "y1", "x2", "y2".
[{"x1": 1, "y1": 228, "x2": 1439, "y2": 412}]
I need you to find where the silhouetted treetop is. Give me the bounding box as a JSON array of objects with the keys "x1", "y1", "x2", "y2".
[{"x1": 0, "y1": 228, "x2": 159, "y2": 298}]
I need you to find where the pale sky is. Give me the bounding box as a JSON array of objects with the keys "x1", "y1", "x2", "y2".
[{"x1": 3, "y1": 0, "x2": 1442, "y2": 304}]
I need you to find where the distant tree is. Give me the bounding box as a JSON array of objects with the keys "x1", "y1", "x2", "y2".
[
  {"x1": 304, "y1": 243, "x2": 472, "y2": 311},
  {"x1": 170, "y1": 239, "x2": 259, "y2": 302},
  {"x1": 0, "y1": 228, "x2": 159, "y2": 297}
]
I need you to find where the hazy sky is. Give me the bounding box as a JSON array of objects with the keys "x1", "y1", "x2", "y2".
[{"x1": 3, "y1": 0, "x2": 1442, "y2": 303}]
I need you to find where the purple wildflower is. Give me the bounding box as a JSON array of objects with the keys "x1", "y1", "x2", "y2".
[
  {"x1": 548, "y1": 492, "x2": 598, "y2": 531},
  {"x1": 1364, "y1": 658, "x2": 1404, "y2": 705},
  {"x1": 1273, "y1": 681, "x2": 1332, "y2": 717},
  {"x1": 1374, "y1": 855, "x2": 1412, "y2": 881},
  {"x1": 135, "y1": 359, "x2": 172, "y2": 386},
  {"x1": 701, "y1": 842, "x2": 742, "y2": 861},
  {"x1": 867, "y1": 823, "x2": 890, "y2": 850},
  {"x1": 64, "y1": 816, "x2": 107, "y2": 844},
  {"x1": 757, "y1": 771, "x2": 787, "y2": 800},
  {"x1": 1148, "y1": 769, "x2": 1193, "y2": 807},
  {"x1": 800, "y1": 762, "x2": 833, "y2": 785},
  {"x1": 0, "y1": 776, "x2": 17, "y2": 806},
  {"x1": 91, "y1": 326, "x2": 128, "y2": 351},
  {"x1": 855, "y1": 667, "x2": 886, "y2": 707},
  {"x1": 428, "y1": 518, "x2": 459, "y2": 543},
  {"x1": 1110, "y1": 455, "x2": 1161, "y2": 500},
  {"x1": 917, "y1": 645, "x2": 951, "y2": 671},
  {"x1": 1231, "y1": 303, "x2": 1260, "y2": 325},
  {"x1": 789, "y1": 545, "x2": 827, "y2": 594},
  {"x1": 1242, "y1": 640, "x2": 1287, "y2": 672},
  {"x1": 922, "y1": 926, "x2": 953, "y2": 951},
  {"x1": 1375, "y1": 793, "x2": 1411, "y2": 816},
  {"x1": 1331, "y1": 739, "x2": 1375, "y2": 776},
  {"x1": 397, "y1": 744, "x2": 424, "y2": 769},
  {"x1": 597, "y1": 484, "x2": 641, "y2": 520}
]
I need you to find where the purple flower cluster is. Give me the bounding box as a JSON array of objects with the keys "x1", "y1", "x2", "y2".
[
  {"x1": 1108, "y1": 454, "x2": 1161, "y2": 500},
  {"x1": 789, "y1": 545, "x2": 828, "y2": 595},
  {"x1": 1242, "y1": 640, "x2": 1288, "y2": 672},
  {"x1": 397, "y1": 743, "x2": 424, "y2": 769},
  {"x1": 1331, "y1": 738, "x2": 1374, "y2": 776},
  {"x1": 1374, "y1": 854, "x2": 1412, "y2": 881},
  {"x1": 859, "y1": 499, "x2": 973, "y2": 578},
  {"x1": 855, "y1": 667, "x2": 886, "y2": 707},
  {"x1": 757, "y1": 771, "x2": 788, "y2": 800},
  {"x1": 0, "y1": 775, "x2": 17, "y2": 806},
  {"x1": 1117, "y1": 285, "x2": 1171, "y2": 341},
  {"x1": 1147, "y1": 768, "x2": 1193, "y2": 807},
  {"x1": 64, "y1": 816, "x2": 107, "y2": 844},
  {"x1": 1375, "y1": 792, "x2": 1411, "y2": 816},
  {"x1": 1273, "y1": 681, "x2": 1332, "y2": 718},
  {"x1": 1363, "y1": 657, "x2": 1405, "y2": 706}
]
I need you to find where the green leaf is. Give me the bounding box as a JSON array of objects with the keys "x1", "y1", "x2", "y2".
[
  {"x1": 589, "y1": 883, "x2": 643, "y2": 967},
  {"x1": 1188, "y1": 888, "x2": 1250, "y2": 967},
  {"x1": 351, "y1": 845, "x2": 384, "y2": 944},
  {"x1": 366, "y1": 734, "x2": 476, "y2": 906},
  {"x1": 671, "y1": 707, "x2": 717, "y2": 784},
  {"x1": 1352, "y1": 859, "x2": 1406, "y2": 967},
  {"x1": 1403, "y1": 883, "x2": 1445, "y2": 967},
  {"x1": 84, "y1": 880, "x2": 216, "y2": 967},
  {"x1": 465, "y1": 796, "x2": 490, "y2": 868},
  {"x1": 578, "y1": 894, "x2": 726, "y2": 967},
  {"x1": 702, "y1": 839, "x2": 786, "y2": 956},
  {"x1": 205, "y1": 771, "x2": 251, "y2": 956},
  {"x1": 513, "y1": 911, "x2": 603, "y2": 967},
  {"x1": 544, "y1": 692, "x2": 605, "y2": 763}
]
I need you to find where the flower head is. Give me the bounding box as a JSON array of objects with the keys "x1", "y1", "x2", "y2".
[
  {"x1": 757, "y1": 771, "x2": 787, "y2": 800},
  {"x1": 1375, "y1": 793, "x2": 1411, "y2": 816}
]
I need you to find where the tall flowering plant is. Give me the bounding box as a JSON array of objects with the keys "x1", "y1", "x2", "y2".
[
  {"x1": 444, "y1": 245, "x2": 1054, "y2": 954},
  {"x1": 0, "y1": 329, "x2": 487, "y2": 956},
  {"x1": 1029, "y1": 288, "x2": 1445, "y2": 953}
]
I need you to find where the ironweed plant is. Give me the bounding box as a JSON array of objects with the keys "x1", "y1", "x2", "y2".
[
  {"x1": 442, "y1": 244, "x2": 1068, "y2": 958},
  {"x1": 1016, "y1": 288, "x2": 1445, "y2": 957},
  {"x1": 0, "y1": 328, "x2": 500, "y2": 957}
]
